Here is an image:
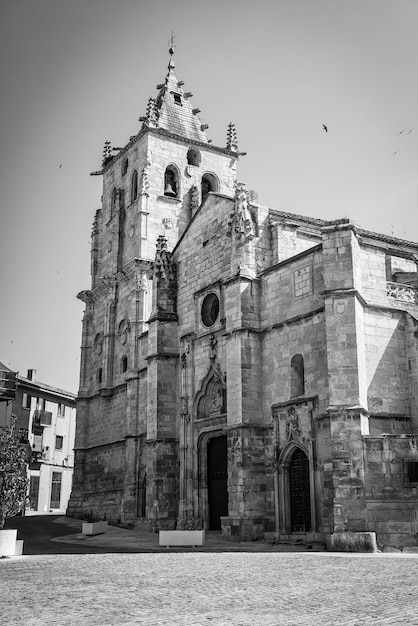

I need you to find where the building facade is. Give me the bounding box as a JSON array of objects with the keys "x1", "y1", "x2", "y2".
[
  {"x1": 0, "y1": 368, "x2": 76, "y2": 515},
  {"x1": 67, "y1": 47, "x2": 418, "y2": 549}
]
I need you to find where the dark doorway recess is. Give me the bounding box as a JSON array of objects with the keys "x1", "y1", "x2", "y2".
[
  {"x1": 207, "y1": 435, "x2": 228, "y2": 530},
  {"x1": 289, "y1": 448, "x2": 311, "y2": 532}
]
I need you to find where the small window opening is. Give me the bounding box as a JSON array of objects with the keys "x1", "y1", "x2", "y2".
[
  {"x1": 131, "y1": 170, "x2": 138, "y2": 202},
  {"x1": 164, "y1": 165, "x2": 179, "y2": 198},
  {"x1": 201, "y1": 173, "x2": 218, "y2": 202},
  {"x1": 172, "y1": 92, "x2": 182, "y2": 106},
  {"x1": 187, "y1": 147, "x2": 201, "y2": 166},
  {"x1": 290, "y1": 354, "x2": 305, "y2": 397},
  {"x1": 121, "y1": 356, "x2": 128, "y2": 373},
  {"x1": 122, "y1": 158, "x2": 129, "y2": 176},
  {"x1": 97, "y1": 368, "x2": 103, "y2": 384},
  {"x1": 407, "y1": 461, "x2": 418, "y2": 483},
  {"x1": 55, "y1": 435, "x2": 63, "y2": 451}
]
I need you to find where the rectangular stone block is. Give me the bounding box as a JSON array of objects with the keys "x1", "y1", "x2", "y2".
[
  {"x1": 82, "y1": 521, "x2": 108, "y2": 536},
  {"x1": 159, "y1": 530, "x2": 205, "y2": 546}
]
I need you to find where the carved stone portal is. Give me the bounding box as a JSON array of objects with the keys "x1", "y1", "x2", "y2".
[{"x1": 195, "y1": 365, "x2": 226, "y2": 419}]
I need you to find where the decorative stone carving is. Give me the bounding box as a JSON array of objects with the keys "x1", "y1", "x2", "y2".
[
  {"x1": 226, "y1": 122, "x2": 238, "y2": 151},
  {"x1": 387, "y1": 281, "x2": 417, "y2": 303},
  {"x1": 118, "y1": 319, "x2": 131, "y2": 345},
  {"x1": 140, "y1": 159, "x2": 151, "y2": 196},
  {"x1": 195, "y1": 364, "x2": 226, "y2": 419},
  {"x1": 154, "y1": 235, "x2": 175, "y2": 282},
  {"x1": 135, "y1": 270, "x2": 148, "y2": 293},
  {"x1": 226, "y1": 181, "x2": 256, "y2": 241},
  {"x1": 190, "y1": 184, "x2": 200, "y2": 212},
  {"x1": 286, "y1": 406, "x2": 301, "y2": 441},
  {"x1": 209, "y1": 334, "x2": 217, "y2": 362}
]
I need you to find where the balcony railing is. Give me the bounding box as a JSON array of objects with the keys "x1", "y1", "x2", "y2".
[
  {"x1": 387, "y1": 281, "x2": 417, "y2": 304},
  {"x1": 33, "y1": 409, "x2": 52, "y2": 427}
]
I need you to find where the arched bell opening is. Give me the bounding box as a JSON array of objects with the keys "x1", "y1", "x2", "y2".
[
  {"x1": 164, "y1": 164, "x2": 180, "y2": 198},
  {"x1": 201, "y1": 172, "x2": 219, "y2": 203}
]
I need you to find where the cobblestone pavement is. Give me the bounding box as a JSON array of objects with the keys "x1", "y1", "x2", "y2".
[{"x1": 2, "y1": 552, "x2": 418, "y2": 625}]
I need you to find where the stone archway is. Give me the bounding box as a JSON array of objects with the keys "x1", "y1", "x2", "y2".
[{"x1": 278, "y1": 442, "x2": 315, "y2": 535}]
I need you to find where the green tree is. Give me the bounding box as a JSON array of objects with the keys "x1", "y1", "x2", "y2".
[{"x1": 0, "y1": 425, "x2": 29, "y2": 529}]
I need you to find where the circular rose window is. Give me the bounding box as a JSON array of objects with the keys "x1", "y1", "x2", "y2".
[{"x1": 201, "y1": 293, "x2": 220, "y2": 327}]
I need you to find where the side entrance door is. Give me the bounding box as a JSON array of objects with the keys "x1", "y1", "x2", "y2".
[
  {"x1": 207, "y1": 435, "x2": 228, "y2": 530},
  {"x1": 289, "y1": 448, "x2": 311, "y2": 532}
]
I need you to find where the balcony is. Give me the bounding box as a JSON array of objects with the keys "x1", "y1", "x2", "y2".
[
  {"x1": 387, "y1": 282, "x2": 417, "y2": 304},
  {"x1": 32, "y1": 409, "x2": 53, "y2": 427}
]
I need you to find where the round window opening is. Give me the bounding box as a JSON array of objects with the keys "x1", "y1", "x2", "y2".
[{"x1": 201, "y1": 293, "x2": 220, "y2": 327}]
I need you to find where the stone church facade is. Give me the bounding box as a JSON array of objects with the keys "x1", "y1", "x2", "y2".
[{"x1": 68, "y1": 47, "x2": 418, "y2": 549}]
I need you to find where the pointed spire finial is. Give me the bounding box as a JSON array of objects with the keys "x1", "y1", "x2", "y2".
[{"x1": 168, "y1": 31, "x2": 175, "y2": 56}]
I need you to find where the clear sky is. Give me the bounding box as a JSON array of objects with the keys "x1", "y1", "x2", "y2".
[{"x1": 1, "y1": 0, "x2": 417, "y2": 392}]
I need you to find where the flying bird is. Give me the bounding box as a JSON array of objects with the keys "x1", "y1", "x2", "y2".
[
  {"x1": 322, "y1": 124, "x2": 328, "y2": 132},
  {"x1": 397, "y1": 130, "x2": 406, "y2": 136},
  {"x1": 391, "y1": 150, "x2": 400, "y2": 156},
  {"x1": 59, "y1": 164, "x2": 62, "y2": 168}
]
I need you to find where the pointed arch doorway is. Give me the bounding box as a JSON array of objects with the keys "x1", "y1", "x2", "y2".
[
  {"x1": 207, "y1": 435, "x2": 228, "y2": 530},
  {"x1": 288, "y1": 447, "x2": 311, "y2": 532}
]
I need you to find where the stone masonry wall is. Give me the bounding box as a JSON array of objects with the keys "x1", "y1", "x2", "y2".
[{"x1": 365, "y1": 435, "x2": 418, "y2": 548}]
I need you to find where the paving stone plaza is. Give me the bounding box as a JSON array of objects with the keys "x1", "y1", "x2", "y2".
[{"x1": 2, "y1": 552, "x2": 418, "y2": 625}]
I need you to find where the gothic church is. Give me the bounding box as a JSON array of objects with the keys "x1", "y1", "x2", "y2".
[{"x1": 68, "y1": 46, "x2": 418, "y2": 550}]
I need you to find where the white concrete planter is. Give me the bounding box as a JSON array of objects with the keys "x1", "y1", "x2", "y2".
[
  {"x1": 159, "y1": 530, "x2": 205, "y2": 547},
  {"x1": 0, "y1": 529, "x2": 17, "y2": 557},
  {"x1": 82, "y1": 521, "x2": 108, "y2": 536}
]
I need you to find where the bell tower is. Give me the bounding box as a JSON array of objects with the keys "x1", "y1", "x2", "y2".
[{"x1": 90, "y1": 42, "x2": 238, "y2": 289}]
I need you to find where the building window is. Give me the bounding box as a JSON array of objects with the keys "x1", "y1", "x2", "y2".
[
  {"x1": 50, "y1": 472, "x2": 62, "y2": 509},
  {"x1": 22, "y1": 393, "x2": 32, "y2": 409},
  {"x1": 122, "y1": 158, "x2": 129, "y2": 176},
  {"x1": 131, "y1": 169, "x2": 138, "y2": 201},
  {"x1": 201, "y1": 293, "x2": 220, "y2": 328},
  {"x1": 97, "y1": 368, "x2": 103, "y2": 384},
  {"x1": 57, "y1": 403, "x2": 65, "y2": 417},
  {"x1": 164, "y1": 165, "x2": 180, "y2": 198},
  {"x1": 290, "y1": 354, "x2": 305, "y2": 397},
  {"x1": 36, "y1": 397, "x2": 46, "y2": 411},
  {"x1": 29, "y1": 475, "x2": 40, "y2": 511},
  {"x1": 121, "y1": 355, "x2": 128, "y2": 373},
  {"x1": 187, "y1": 147, "x2": 201, "y2": 166},
  {"x1": 55, "y1": 435, "x2": 64, "y2": 451},
  {"x1": 406, "y1": 461, "x2": 418, "y2": 483},
  {"x1": 201, "y1": 173, "x2": 218, "y2": 202},
  {"x1": 172, "y1": 92, "x2": 182, "y2": 106}
]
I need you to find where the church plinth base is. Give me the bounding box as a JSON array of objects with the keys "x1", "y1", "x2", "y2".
[
  {"x1": 134, "y1": 518, "x2": 177, "y2": 533},
  {"x1": 177, "y1": 517, "x2": 204, "y2": 530},
  {"x1": 326, "y1": 531, "x2": 378, "y2": 553},
  {"x1": 221, "y1": 516, "x2": 266, "y2": 541}
]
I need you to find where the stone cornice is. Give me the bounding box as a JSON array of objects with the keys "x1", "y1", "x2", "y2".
[{"x1": 260, "y1": 244, "x2": 322, "y2": 277}]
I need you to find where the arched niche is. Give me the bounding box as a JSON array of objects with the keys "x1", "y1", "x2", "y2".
[{"x1": 194, "y1": 365, "x2": 226, "y2": 419}]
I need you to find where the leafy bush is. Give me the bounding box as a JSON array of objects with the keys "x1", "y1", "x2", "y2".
[{"x1": 0, "y1": 427, "x2": 29, "y2": 529}]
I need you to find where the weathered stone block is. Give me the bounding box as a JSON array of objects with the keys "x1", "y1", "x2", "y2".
[{"x1": 326, "y1": 531, "x2": 377, "y2": 552}]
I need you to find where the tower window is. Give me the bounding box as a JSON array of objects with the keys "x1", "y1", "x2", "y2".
[
  {"x1": 201, "y1": 293, "x2": 220, "y2": 328},
  {"x1": 131, "y1": 170, "x2": 138, "y2": 202},
  {"x1": 121, "y1": 355, "x2": 128, "y2": 373},
  {"x1": 97, "y1": 368, "x2": 103, "y2": 384},
  {"x1": 164, "y1": 165, "x2": 180, "y2": 198},
  {"x1": 122, "y1": 158, "x2": 129, "y2": 176},
  {"x1": 201, "y1": 173, "x2": 218, "y2": 202},
  {"x1": 172, "y1": 92, "x2": 182, "y2": 106},
  {"x1": 290, "y1": 354, "x2": 305, "y2": 397},
  {"x1": 187, "y1": 147, "x2": 201, "y2": 166}
]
